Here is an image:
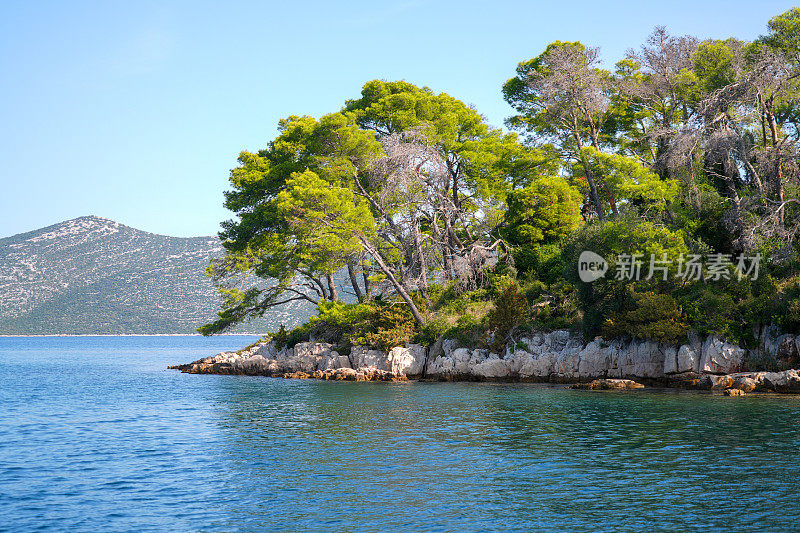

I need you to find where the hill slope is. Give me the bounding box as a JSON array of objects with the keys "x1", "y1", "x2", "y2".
[{"x1": 0, "y1": 216, "x2": 310, "y2": 334}]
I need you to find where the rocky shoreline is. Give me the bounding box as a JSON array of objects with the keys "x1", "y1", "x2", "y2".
[{"x1": 170, "y1": 328, "x2": 800, "y2": 395}]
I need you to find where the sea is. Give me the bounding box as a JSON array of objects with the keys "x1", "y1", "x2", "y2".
[{"x1": 1, "y1": 336, "x2": 798, "y2": 532}]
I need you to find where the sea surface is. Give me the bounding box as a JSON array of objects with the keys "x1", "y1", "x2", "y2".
[{"x1": 1, "y1": 336, "x2": 799, "y2": 532}]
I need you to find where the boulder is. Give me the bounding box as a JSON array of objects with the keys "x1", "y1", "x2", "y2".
[
  {"x1": 350, "y1": 346, "x2": 389, "y2": 371},
  {"x1": 677, "y1": 344, "x2": 700, "y2": 373},
  {"x1": 776, "y1": 334, "x2": 799, "y2": 367},
  {"x1": 571, "y1": 379, "x2": 644, "y2": 390},
  {"x1": 700, "y1": 336, "x2": 745, "y2": 374},
  {"x1": 518, "y1": 350, "x2": 555, "y2": 379},
  {"x1": 285, "y1": 342, "x2": 335, "y2": 372},
  {"x1": 505, "y1": 348, "x2": 532, "y2": 374},
  {"x1": 426, "y1": 347, "x2": 493, "y2": 379},
  {"x1": 464, "y1": 349, "x2": 490, "y2": 375},
  {"x1": 724, "y1": 388, "x2": 747, "y2": 396},
  {"x1": 386, "y1": 344, "x2": 427, "y2": 376},
  {"x1": 760, "y1": 369, "x2": 800, "y2": 393},
  {"x1": 317, "y1": 350, "x2": 346, "y2": 371},
  {"x1": 426, "y1": 353, "x2": 455, "y2": 378},
  {"x1": 577, "y1": 338, "x2": 608, "y2": 378},
  {"x1": 732, "y1": 375, "x2": 758, "y2": 393},
  {"x1": 472, "y1": 353, "x2": 512, "y2": 378},
  {"x1": 283, "y1": 371, "x2": 310, "y2": 379}
]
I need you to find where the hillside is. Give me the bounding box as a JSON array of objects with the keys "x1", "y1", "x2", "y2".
[{"x1": 0, "y1": 216, "x2": 311, "y2": 334}]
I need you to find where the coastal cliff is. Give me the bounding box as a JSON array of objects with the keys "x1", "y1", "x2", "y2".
[{"x1": 171, "y1": 327, "x2": 800, "y2": 394}]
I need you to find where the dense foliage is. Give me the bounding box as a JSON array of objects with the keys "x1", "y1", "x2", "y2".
[{"x1": 204, "y1": 9, "x2": 800, "y2": 350}]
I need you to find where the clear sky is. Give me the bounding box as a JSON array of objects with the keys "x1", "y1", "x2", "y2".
[{"x1": 1, "y1": 0, "x2": 796, "y2": 238}]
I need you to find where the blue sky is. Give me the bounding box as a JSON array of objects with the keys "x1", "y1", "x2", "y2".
[{"x1": 0, "y1": 0, "x2": 796, "y2": 238}]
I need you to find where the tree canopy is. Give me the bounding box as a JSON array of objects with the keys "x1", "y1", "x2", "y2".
[{"x1": 203, "y1": 8, "x2": 800, "y2": 350}]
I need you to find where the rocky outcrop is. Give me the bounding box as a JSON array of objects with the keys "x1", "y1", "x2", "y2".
[
  {"x1": 425, "y1": 333, "x2": 669, "y2": 381},
  {"x1": 571, "y1": 379, "x2": 645, "y2": 390},
  {"x1": 698, "y1": 336, "x2": 746, "y2": 374},
  {"x1": 724, "y1": 388, "x2": 747, "y2": 396},
  {"x1": 309, "y1": 368, "x2": 407, "y2": 382},
  {"x1": 169, "y1": 339, "x2": 428, "y2": 380},
  {"x1": 711, "y1": 369, "x2": 800, "y2": 394},
  {"x1": 169, "y1": 329, "x2": 800, "y2": 394}
]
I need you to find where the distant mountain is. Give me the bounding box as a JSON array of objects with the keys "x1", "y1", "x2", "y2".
[{"x1": 0, "y1": 216, "x2": 312, "y2": 335}]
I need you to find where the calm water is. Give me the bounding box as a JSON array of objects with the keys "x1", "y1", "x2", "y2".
[{"x1": 0, "y1": 336, "x2": 799, "y2": 532}]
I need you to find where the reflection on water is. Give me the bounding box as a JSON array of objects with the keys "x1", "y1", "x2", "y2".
[{"x1": 1, "y1": 337, "x2": 799, "y2": 532}]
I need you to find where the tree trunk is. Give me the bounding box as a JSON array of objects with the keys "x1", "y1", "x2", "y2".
[
  {"x1": 442, "y1": 215, "x2": 454, "y2": 279},
  {"x1": 412, "y1": 216, "x2": 430, "y2": 303},
  {"x1": 766, "y1": 110, "x2": 784, "y2": 224},
  {"x1": 575, "y1": 134, "x2": 605, "y2": 221},
  {"x1": 357, "y1": 234, "x2": 425, "y2": 327},
  {"x1": 347, "y1": 262, "x2": 364, "y2": 302},
  {"x1": 317, "y1": 277, "x2": 328, "y2": 301},
  {"x1": 362, "y1": 271, "x2": 371, "y2": 299},
  {"x1": 326, "y1": 273, "x2": 339, "y2": 302}
]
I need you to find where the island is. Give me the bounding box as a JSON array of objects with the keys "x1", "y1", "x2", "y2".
[{"x1": 173, "y1": 8, "x2": 800, "y2": 397}]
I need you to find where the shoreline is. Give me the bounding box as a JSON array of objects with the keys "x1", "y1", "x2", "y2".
[
  {"x1": 169, "y1": 332, "x2": 800, "y2": 395},
  {"x1": 0, "y1": 333, "x2": 263, "y2": 338}
]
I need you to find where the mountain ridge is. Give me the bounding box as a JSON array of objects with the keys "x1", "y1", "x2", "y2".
[{"x1": 0, "y1": 216, "x2": 309, "y2": 335}]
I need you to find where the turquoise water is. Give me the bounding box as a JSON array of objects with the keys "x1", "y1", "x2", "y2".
[{"x1": 1, "y1": 337, "x2": 799, "y2": 532}]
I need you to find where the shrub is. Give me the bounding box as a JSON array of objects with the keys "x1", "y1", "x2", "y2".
[
  {"x1": 514, "y1": 243, "x2": 564, "y2": 282},
  {"x1": 306, "y1": 300, "x2": 374, "y2": 346},
  {"x1": 602, "y1": 291, "x2": 689, "y2": 344},
  {"x1": 563, "y1": 216, "x2": 689, "y2": 338},
  {"x1": 283, "y1": 299, "x2": 421, "y2": 352},
  {"x1": 361, "y1": 304, "x2": 417, "y2": 351},
  {"x1": 486, "y1": 283, "x2": 530, "y2": 351},
  {"x1": 415, "y1": 317, "x2": 449, "y2": 346},
  {"x1": 446, "y1": 314, "x2": 485, "y2": 348},
  {"x1": 272, "y1": 324, "x2": 289, "y2": 350}
]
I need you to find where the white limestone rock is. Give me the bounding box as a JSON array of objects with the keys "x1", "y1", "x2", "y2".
[
  {"x1": 700, "y1": 336, "x2": 745, "y2": 374},
  {"x1": 757, "y1": 324, "x2": 779, "y2": 354},
  {"x1": 506, "y1": 348, "x2": 534, "y2": 375},
  {"x1": 732, "y1": 375, "x2": 759, "y2": 393},
  {"x1": 386, "y1": 344, "x2": 427, "y2": 376},
  {"x1": 350, "y1": 346, "x2": 389, "y2": 371},
  {"x1": 518, "y1": 350, "x2": 555, "y2": 379},
  {"x1": 317, "y1": 349, "x2": 347, "y2": 371},
  {"x1": 760, "y1": 369, "x2": 800, "y2": 392},
  {"x1": 577, "y1": 338, "x2": 610, "y2": 378},
  {"x1": 442, "y1": 339, "x2": 459, "y2": 358},
  {"x1": 775, "y1": 334, "x2": 799, "y2": 365},
  {"x1": 544, "y1": 330, "x2": 573, "y2": 352},
  {"x1": 634, "y1": 340, "x2": 666, "y2": 378},
  {"x1": 425, "y1": 347, "x2": 488, "y2": 378},
  {"x1": 287, "y1": 342, "x2": 334, "y2": 372},
  {"x1": 472, "y1": 353, "x2": 511, "y2": 378},
  {"x1": 426, "y1": 353, "x2": 454, "y2": 377},
  {"x1": 252, "y1": 340, "x2": 277, "y2": 358},
  {"x1": 552, "y1": 345, "x2": 583, "y2": 378},
  {"x1": 460, "y1": 348, "x2": 489, "y2": 375},
  {"x1": 668, "y1": 344, "x2": 699, "y2": 374}
]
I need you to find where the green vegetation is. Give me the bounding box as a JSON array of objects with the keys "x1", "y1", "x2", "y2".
[{"x1": 204, "y1": 9, "x2": 800, "y2": 351}]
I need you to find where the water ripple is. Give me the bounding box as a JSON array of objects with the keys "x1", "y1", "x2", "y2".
[{"x1": 0, "y1": 337, "x2": 799, "y2": 532}]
